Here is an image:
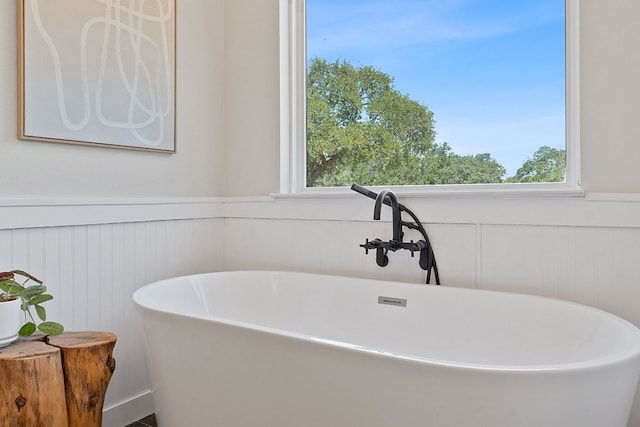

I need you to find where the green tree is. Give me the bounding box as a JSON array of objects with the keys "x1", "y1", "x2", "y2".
[
  {"x1": 437, "y1": 153, "x2": 506, "y2": 184},
  {"x1": 307, "y1": 58, "x2": 436, "y2": 187},
  {"x1": 419, "y1": 142, "x2": 505, "y2": 184},
  {"x1": 507, "y1": 146, "x2": 566, "y2": 183}
]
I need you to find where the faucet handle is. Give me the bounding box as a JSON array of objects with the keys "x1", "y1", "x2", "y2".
[
  {"x1": 359, "y1": 238, "x2": 383, "y2": 254},
  {"x1": 360, "y1": 239, "x2": 389, "y2": 266},
  {"x1": 359, "y1": 238, "x2": 371, "y2": 254}
]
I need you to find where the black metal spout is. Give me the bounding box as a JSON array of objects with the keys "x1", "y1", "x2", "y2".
[
  {"x1": 352, "y1": 184, "x2": 440, "y2": 285},
  {"x1": 373, "y1": 189, "x2": 403, "y2": 242}
]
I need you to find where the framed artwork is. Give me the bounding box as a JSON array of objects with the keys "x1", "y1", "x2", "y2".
[{"x1": 17, "y1": 0, "x2": 176, "y2": 153}]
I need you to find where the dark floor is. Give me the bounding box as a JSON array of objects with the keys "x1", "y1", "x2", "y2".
[{"x1": 125, "y1": 413, "x2": 157, "y2": 427}]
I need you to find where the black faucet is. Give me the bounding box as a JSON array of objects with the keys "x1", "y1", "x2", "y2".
[
  {"x1": 374, "y1": 189, "x2": 403, "y2": 242},
  {"x1": 351, "y1": 184, "x2": 440, "y2": 285}
]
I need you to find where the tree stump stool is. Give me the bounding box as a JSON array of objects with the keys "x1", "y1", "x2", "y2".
[
  {"x1": 0, "y1": 339, "x2": 68, "y2": 427},
  {"x1": 0, "y1": 331, "x2": 117, "y2": 427}
]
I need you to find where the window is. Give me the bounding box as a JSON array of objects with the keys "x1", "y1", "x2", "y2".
[{"x1": 279, "y1": 0, "x2": 579, "y2": 193}]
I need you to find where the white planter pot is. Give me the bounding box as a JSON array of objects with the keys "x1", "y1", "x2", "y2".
[{"x1": 0, "y1": 298, "x2": 23, "y2": 348}]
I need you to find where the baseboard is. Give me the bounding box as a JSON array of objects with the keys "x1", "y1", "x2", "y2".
[{"x1": 102, "y1": 390, "x2": 155, "y2": 427}]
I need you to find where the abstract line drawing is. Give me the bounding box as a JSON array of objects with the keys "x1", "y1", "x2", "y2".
[{"x1": 18, "y1": 0, "x2": 176, "y2": 152}]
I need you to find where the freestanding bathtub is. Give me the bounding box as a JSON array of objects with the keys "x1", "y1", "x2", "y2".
[{"x1": 133, "y1": 271, "x2": 640, "y2": 427}]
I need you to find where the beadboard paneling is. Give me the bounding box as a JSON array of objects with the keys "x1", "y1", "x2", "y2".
[
  {"x1": 0, "y1": 218, "x2": 224, "y2": 427},
  {"x1": 4, "y1": 210, "x2": 640, "y2": 427},
  {"x1": 223, "y1": 218, "x2": 448, "y2": 283},
  {"x1": 480, "y1": 225, "x2": 640, "y2": 325}
]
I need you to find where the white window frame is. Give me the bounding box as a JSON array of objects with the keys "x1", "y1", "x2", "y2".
[{"x1": 279, "y1": 0, "x2": 581, "y2": 196}]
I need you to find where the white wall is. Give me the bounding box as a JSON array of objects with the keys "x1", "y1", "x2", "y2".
[
  {"x1": 3, "y1": 1, "x2": 640, "y2": 426},
  {"x1": 1, "y1": 0, "x2": 226, "y2": 198},
  {"x1": 580, "y1": 0, "x2": 640, "y2": 193},
  {"x1": 223, "y1": 0, "x2": 281, "y2": 196}
]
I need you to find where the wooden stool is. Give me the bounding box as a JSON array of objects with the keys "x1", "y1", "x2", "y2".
[{"x1": 0, "y1": 332, "x2": 117, "y2": 427}]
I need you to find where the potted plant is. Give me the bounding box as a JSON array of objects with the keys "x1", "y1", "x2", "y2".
[{"x1": 0, "y1": 270, "x2": 64, "y2": 348}]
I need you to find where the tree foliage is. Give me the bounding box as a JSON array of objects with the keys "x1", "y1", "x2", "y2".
[
  {"x1": 307, "y1": 58, "x2": 436, "y2": 187},
  {"x1": 506, "y1": 146, "x2": 566, "y2": 183},
  {"x1": 422, "y1": 143, "x2": 506, "y2": 184},
  {"x1": 306, "y1": 57, "x2": 564, "y2": 186}
]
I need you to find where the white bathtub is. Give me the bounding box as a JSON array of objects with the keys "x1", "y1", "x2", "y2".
[{"x1": 133, "y1": 271, "x2": 640, "y2": 427}]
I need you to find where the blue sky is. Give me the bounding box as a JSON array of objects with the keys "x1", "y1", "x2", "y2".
[{"x1": 307, "y1": 0, "x2": 565, "y2": 176}]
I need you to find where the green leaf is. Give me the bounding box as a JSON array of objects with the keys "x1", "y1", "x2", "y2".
[
  {"x1": 0, "y1": 281, "x2": 23, "y2": 296},
  {"x1": 35, "y1": 304, "x2": 47, "y2": 321},
  {"x1": 19, "y1": 285, "x2": 46, "y2": 299},
  {"x1": 29, "y1": 294, "x2": 54, "y2": 306},
  {"x1": 38, "y1": 322, "x2": 64, "y2": 336},
  {"x1": 19, "y1": 322, "x2": 37, "y2": 336}
]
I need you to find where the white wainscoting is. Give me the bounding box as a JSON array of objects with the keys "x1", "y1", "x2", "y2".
[
  {"x1": 223, "y1": 218, "x2": 640, "y2": 323},
  {"x1": 3, "y1": 196, "x2": 640, "y2": 427},
  {"x1": 0, "y1": 217, "x2": 224, "y2": 427}
]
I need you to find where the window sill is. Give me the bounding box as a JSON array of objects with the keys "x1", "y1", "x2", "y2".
[{"x1": 273, "y1": 183, "x2": 585, "y2": 200}]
